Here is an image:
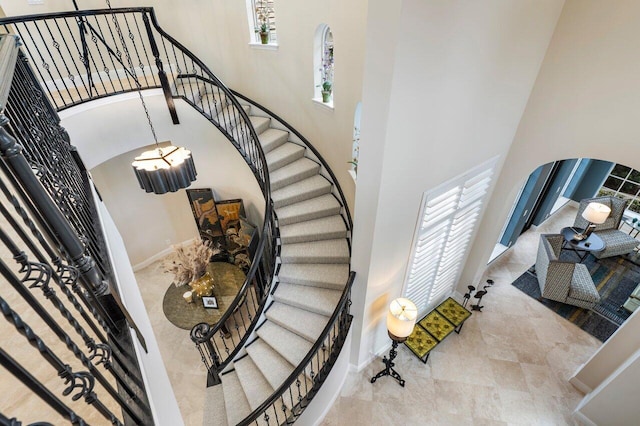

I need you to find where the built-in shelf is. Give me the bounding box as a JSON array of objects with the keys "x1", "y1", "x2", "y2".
[
  {"x1": 248, "y1": 42, "x2": 279, "y2": 51},
  {"x1": 312, "y1": 98, "x2": 334, "y2": 111}
]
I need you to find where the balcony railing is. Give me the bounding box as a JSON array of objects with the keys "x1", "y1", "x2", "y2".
[{"x1": 0, "y1": 7, "x2": 354, "y2": 424}]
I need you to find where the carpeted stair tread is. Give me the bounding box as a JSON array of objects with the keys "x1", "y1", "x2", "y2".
[
  {"x1": 274, "y1": 283, "x2": 342, "y2": 316},
  {"x1": 202, "y1": 384, "x2": 227, "y2": 426},
  {"x1": 214, "y1": 104, "x2": 251, "y2": 127},
  {"x1": 272, "y1": 175, "x2": 332, "y2": 209},
  {"x1": 280, "y1": 215, "x2": 347, "y2": 244},
  {"x1": 221, "y1": 370, "x2": 252, "y2": 426},
  {"x1": 266, "y1": 142, "x2": 306, "y2": 171},
  {"x1": 246, "y1": 339, "x2": 295, "y2": 390},
  {"x1": 277, "y1": 263, "x2": 349, "y2": 290},
  {"x1": 270, "y1": 158, "x2": 320, "y2": 191},
  {"x1": 199, "y1": 91, "x2": 229, "y2": 111},
  {"x1": 173, "y1": 80, "x2": 206, "y2": 103},
  {"x1": 280, "y1": 239, "x2": 350, "y2": 264},
  {"x1": 258, "y1": 128, "x2": 290, "y2": 153},
  {"x1": 277, "y1": 194, "x2": 341, "y2": 226},
  {"x1": 250, "y1": 115, "x2": 272, "y2": 134},
  {"x1": 256, "y1": 321, "x2": 313, "y2": 367},
  {"x1": 266, "y1": 302, "x2": 329, "y2": 342},
  {"x1": 234, "y1": 356, "x2": 275, "y2": 412}
]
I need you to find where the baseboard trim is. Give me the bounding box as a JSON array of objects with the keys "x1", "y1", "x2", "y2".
[
  {"x1": 572, "y1": 409, "x2": 597, "y2": 426},
  {"x1": 569, "y1": 376, "x2": 592, "y2": 394},
  {"x1": 132, "y1": 238, "x2": 195, "y2": 271}
]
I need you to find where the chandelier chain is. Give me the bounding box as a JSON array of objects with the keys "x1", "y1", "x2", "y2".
[{"x1": 106, "y1": 0, "x2": 158, "y2": 144}]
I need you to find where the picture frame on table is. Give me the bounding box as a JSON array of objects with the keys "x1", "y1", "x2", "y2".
[{"x1": 202, "y1": 296, "x2": 218, "y2": 309}]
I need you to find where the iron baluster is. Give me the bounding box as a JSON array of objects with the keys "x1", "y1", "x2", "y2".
[
  {"x1": 132, "y1": 13, "x2": 158, "y2": 86},
  {"x1": 20, "y1": 22, "x2": 64, "y2": 104},
  {"x1": 88, "y1": 14, "x2": 125, "y2": 93},
  {"x1": 0, "y1": 114, "x2": 110, "y2": 297},
  {"x1": 42, "y1": 19, "x2": 83, "y2": 102},
  {"x1": 0, "y1": 349, "x2": 86, "y2": 426},
  {"x1": 0, "y1": 229, "x2": 144, "y2": 408},
  {"x1": 0, "y1": 174, "x2": 116, "y2": 342},
  {"x1": 0, "y1": 297, "x2": 122, "y2": 426},
  {"x1": 0, "y1": 255, "x2": 145, "y2": 423},
  {"x1": 32, "y1": 20, "x2": 75, "y2": 104},
  {"x1": 52, "y1": 18, "x2": 90, "y2": 100}
]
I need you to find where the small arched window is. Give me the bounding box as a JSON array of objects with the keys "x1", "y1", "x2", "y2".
[
  {"x1": 313, "y1": 24, "x2": 333, "y2": 105},
  {"x1": 350, "y1": 102, "x2": 362, "y2": 179}
]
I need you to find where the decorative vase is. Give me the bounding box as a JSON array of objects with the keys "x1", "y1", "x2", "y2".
[
  {"x1": 260, "y1": 31, "x2": 269, "y2": 44},
  {"x1": 322, "y1": 90, "x2": 331, "y2": 103},
  {"x1": 189, "y1": 271, "x2": 214, "y2": 298}
]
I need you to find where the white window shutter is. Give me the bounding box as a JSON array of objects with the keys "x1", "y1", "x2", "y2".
[{"x1": 404, "y1": 158, "x2": 497, "y2": 315}]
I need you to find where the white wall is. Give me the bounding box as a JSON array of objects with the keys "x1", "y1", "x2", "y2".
[
  {"x1": 575, "y1": 347, "x2": 640, "y2": 426},
  {"x1": 60, "y1": 92, "x2": 264, "y2": 266},
  {"x1": 462, "y1": 0, "x2": 640, "y2": 292},
  {"x1": 350, "y1": 0, "x2": 565, "y2": 367},
  {"x1": 457, "y1": 2, "x2": 640, "y2": 422},
  {"x1": 97, "y1": 195, "x2": 183, "y2": 426}
]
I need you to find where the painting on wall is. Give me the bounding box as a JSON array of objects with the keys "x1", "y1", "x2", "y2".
[
  {"x1": 216, "y1": 199, "x2": 246, "y2": 233},
  {"x1": 186, "y1": 188, "x2": 224, "y2": 246}
]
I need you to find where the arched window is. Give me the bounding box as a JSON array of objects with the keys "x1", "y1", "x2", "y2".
[
  {"x1": 350, "y1": 102, "x2": 362, "y2": 180},
  {"x1": 248, "y1": 0, "x2": 277, "y2": 45},
  {"x1": 313, "y1": 24, "x2": 333, "y2": 105}
]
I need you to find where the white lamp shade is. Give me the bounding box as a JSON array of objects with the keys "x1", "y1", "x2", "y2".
[
  {"x1": 386, "y1": 298, "x2": 418, "y2": 339},
  {"x1": 581, "y1": 202, "x2": 611, "y2": 225}
]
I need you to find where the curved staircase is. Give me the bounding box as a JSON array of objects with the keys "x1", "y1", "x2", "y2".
[
  {"x1": 178, "y1": 82, "x2": 352, "y2": 425},
  {"x1": 0, "y1": 8, "x2": 354, "y2": 425}
]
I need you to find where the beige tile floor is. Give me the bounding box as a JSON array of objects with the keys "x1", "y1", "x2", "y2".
[
  {"x1": 134, "y1": 202, "x2": 603, "y2": 425},
  {"x1": 322, "y1": 202, "x2": 602, "y2": 426}
]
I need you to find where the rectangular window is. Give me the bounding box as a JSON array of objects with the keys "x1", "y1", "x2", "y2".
[
  {"x1": 250, "y1": 0, "x2": 277, "y2": 44},
  {"x1": 598, "y1": 163, "x2": 640, "y2": 214},
  {"x1": 404, "y1": 158, "x2": 497, "y2": 315}
]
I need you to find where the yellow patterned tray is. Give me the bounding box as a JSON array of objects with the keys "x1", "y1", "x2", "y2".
[
  {"x1": 419, "y1": 310, "x2": 455, "y2": 341},
  {"x1": 404, "y1": 324, "x2": 438, "y2": 361},
  {"x1": 435, "y1": 297, "x2": 471, "y2": 326}
]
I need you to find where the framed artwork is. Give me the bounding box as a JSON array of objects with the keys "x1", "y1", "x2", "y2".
[
  {"x1": 202, "y1": 296, "x2": 218, "y2": 309},
  {"x1": 216, "y1": 199, "x2": 245, "y2": 233},
  {"x1": 186, "y1": 189, "x2": 224, "y2": 241}
]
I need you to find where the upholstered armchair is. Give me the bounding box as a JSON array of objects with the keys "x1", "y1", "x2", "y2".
[
  {"x1": 536, "y1": 234, "x2": 600, "y2": 309},
  {"x1": 574, "y1": 196, "x2": 639, "y2": 259}
]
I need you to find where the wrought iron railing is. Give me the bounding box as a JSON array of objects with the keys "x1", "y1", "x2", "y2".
[
  {"x1": 0, "y1": 34, "x2": 152, "y2": 424},
  {"x1": 0, "y1": 6, "x2": 355, "y2": 424},
  {"x1": 0, "y1": 5, "x2": 276, "y2": 374},
  {"x1": 240, "y1": 272, "x2": 355, "y2": 425}
]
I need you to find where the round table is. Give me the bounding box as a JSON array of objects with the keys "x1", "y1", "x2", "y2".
[
  {"x1": 560, "y1": 227, "x2": 605, "y2": 262},
  {"x1": 162, "y1": 262, "x2": 246, "y2": 330}
]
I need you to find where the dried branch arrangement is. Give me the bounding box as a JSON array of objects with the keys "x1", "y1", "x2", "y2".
[{"x1": 163, "y1": 239, "x2": 219, "y2": 284}]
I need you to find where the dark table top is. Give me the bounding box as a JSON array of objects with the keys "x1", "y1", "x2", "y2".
[
  {"x1": 560, "y1": 227, "x2": 605, "y2": 252},
  {"x1": 162, "y1": 262, "x2": 246, "y2": 330}
]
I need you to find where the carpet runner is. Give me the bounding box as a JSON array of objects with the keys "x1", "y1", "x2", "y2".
[{"x1": 511, "y1": 252, "x2": 639, "y2": 342}]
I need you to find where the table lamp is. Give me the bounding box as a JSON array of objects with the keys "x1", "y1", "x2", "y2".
[
  {"x1": 574, "y1": 202, "x2": 611, "y2": 240},
  {"x1": 370, "y1": 298, "x2": 417, "y2": 387}
]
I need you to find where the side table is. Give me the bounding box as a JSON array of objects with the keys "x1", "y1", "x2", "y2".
[{"x1": 560, "y1": 227, "x2": 605, "y2": 262}]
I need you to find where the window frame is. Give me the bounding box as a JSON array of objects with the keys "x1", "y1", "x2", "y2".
[
  {"x1": 403, "y1": 157, "x2": 498, "y2": 316},
  {"x1": 313, "y1": 24, "x2": 334, "y2": 107},
  {"x1": 247, "y1": 0, "x2": 278, "y2": 47}
]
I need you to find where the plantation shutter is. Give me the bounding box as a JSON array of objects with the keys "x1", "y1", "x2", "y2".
[
  {"x1": 252, "y1": 0, "x2": 277, "y2": 43},
  {"x1": 404, "y1": 159, "x2": 496, "y2": 315}
]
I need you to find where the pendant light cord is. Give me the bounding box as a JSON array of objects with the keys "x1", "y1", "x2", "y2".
[{"x1": 105, "y1": 0, "x2": 159, "y2": 146}]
